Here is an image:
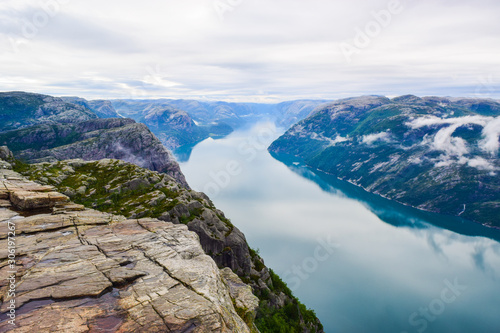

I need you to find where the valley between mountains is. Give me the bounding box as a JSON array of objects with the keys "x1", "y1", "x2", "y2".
[
  {"x1": 0, "y1": 91, "x2": 324, "y2": 332},
  {"x1": 0, "y1": 91, "x2": 499, "y2": 332}
]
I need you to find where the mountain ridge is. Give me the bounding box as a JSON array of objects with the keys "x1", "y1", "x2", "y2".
[
  {"x1": 0, "y1": 91, "x2": 97, "y2": 132},
  {"x1": 0, "y1": 117, "x2": 189, "y2": 188},
  {"x1": 60, "y1": 96, "x2": 122, "y2": 119},
  {"x1": 269, "y1": 95, "x2": 500, "y2": 228}
]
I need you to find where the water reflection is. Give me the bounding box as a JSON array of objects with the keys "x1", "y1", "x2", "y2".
[
  {"x1": 179, "y1": 122, "x2": 500, "y2": 333},
  {"x1": 275, "y1": 159, "x2": 500, "y2": 243},
  {"x1": 173, "y1": 143, "x2": 197, "y2": 163}
]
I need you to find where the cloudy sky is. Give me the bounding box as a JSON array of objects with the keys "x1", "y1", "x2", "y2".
[{"x1": 0, "y1": 0, "x2": 499, "y2": 102}]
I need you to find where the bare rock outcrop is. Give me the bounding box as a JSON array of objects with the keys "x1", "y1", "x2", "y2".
[
  {"x1": 17, "y1": 158, "x2": 253, "y2": 277},
  {"x1": 0, "y1": 169, "x2": 256, "y2": 332}
]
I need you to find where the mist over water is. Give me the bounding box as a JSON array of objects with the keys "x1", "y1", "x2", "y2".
[{"x1": 179, "y1": 122, "x2": 500, "y2": 333}]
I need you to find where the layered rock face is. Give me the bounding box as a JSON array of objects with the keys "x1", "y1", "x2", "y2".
[
  {"x1": 0, "y1": 92, "x2": 187, "y2": 187},
  {"x1": 0, "y1": 167, "x2": 258, "y2": 332},
  {"x1": 0, "y1": 148, "x2": 13, "y2": 171},
  {"x1": 17, "y1": 158, "x2": 253, "y2": 277},
  {"x1": 0, "y1": 119, "x2": 188, "y2": 188}
]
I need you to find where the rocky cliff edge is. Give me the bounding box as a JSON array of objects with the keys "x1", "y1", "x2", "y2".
[{"x1": 0, "y1": 167, "x2": 258, "y2": 332}]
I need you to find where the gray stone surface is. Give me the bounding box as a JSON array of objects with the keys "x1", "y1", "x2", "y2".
[{"x1": 0, "y1": 170, "x2": 254, "y2": 332}]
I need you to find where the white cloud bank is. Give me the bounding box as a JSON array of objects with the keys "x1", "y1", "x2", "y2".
[
  {"x1": 310, "y1": 132, "x2": 350, "y2": 146},
  {"x1": 435, "y1": 156, "x2": 495, "y2": 172},
  {"x1": 1, "y1": 0, "x2": 500, "y2": 101},
  {"x1": 407, "y1": 115, "x2": 500, "y2": 171},
  {"x1": 362, "y1": 131, "x2": 391, "y2": 145},
  {"x1": 481, "y1": 117, "x2": 500, "y2": 154},
  {"x1": 408, "y1": 115, "x2": 500, "y2": 155}
]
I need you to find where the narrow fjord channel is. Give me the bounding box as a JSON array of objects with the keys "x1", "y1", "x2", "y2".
[{"x1": 178, "y1": 122, "x2": 500, "y2": 333}]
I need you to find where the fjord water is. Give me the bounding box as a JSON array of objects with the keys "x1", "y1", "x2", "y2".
[{"x1": 178, "y1": 122, "x2": 500, "y2": 333}]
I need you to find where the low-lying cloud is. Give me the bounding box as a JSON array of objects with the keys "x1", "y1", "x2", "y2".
[
  {"x1": 407, "y1": 115, "x2": 500, "y2": 155},
  {"x1": 481, "y1": 117, "x2": 500, "y2": 155},
  {"x1": 361, "y1": 131, "x2": 391, "y2": 145},
  {"x1": 310, "y1": 132, "x2": 350, "y2": 146},
  {"x1": 406, "y1": 115, "x2": 500, "y2": 171}
]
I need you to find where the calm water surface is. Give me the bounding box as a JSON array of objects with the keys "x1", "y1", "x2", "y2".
[{"x1": 179, "y1": 122, "x2": 500, "y2": 333}]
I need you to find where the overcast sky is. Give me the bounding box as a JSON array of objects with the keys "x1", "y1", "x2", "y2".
[{"x1": 0, "y1": 0, "x2": 499, "y2": 102}]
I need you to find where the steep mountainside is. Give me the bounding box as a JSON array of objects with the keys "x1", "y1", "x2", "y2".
[
  {"x1": 269, "y1": 95, "x2": 500, "y2": 228},
  {"x1": 0, "y1": 92, "x2": 97, "y2": 132},
  {"x1": 110, "y1": 101, "x2": 232, "y2": 150},
  {"x1": 110, "y1": 99, "x2": 329, "y2": 153},
  {"x1": 158, "y1": 99, "x2": 329, "y2": 129},
  {"x1": 0, "y1": 165, "x2": 257, "y2": 332},
  {"x1": 61, "y1": 97, "x2": 121, "y2": 118},
  {"x1": 112, "y1": 99, "x2": 329, "y2": 132},
  {"x1": 0, "y1": 118, "x2": 188, "y2": 188},
  {"x1": 0, "y1": 92, "x2": 186, "y2": 186},
  {"x1": 14, "y1": 156, "x2": 324, "y2": 332},
  {"x1": 112, "y1": 99, "x2": 271, "y2": 129},
  {"x1": 138, "y1": 104, "x2": 220, "y2": 150}
]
